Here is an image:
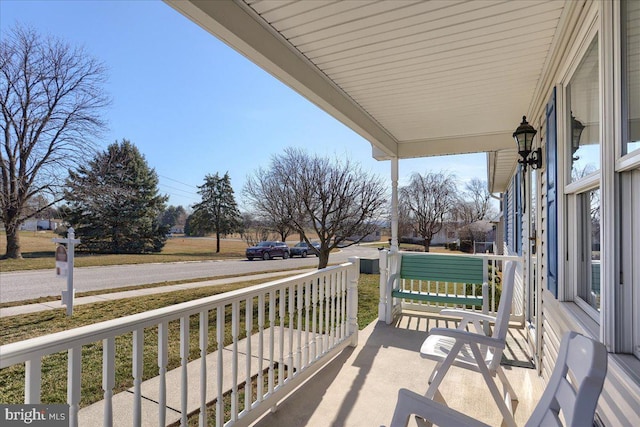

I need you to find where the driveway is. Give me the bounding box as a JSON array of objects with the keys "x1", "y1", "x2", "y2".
[{"x1": 0, "y1": 245, "x2": 381, "y2": 303}]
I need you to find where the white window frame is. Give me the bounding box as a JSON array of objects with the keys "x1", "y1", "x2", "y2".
[
  {"x1": 561, "y1": 21, "x2": 602, "y2": 321},
  {"x1": 617, "y1": 0, "x2": 640, "y2": 168}
]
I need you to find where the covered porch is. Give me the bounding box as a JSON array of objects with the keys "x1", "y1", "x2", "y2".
[
  {"x1": 2, "y1": 254, "x2": 536, "y2": 426},
  {"x1": 2, "y1": 0, "x2": 638, "y2": 425},
  {"x1": 251, "y1": 312, "x2": 542, "y2": 427},
  {"x1": 159, "y1": 1, "x2": 640, "y2": 424}
]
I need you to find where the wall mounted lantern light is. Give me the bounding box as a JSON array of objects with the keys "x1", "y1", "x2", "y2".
[
  {"x1": 513, "y1": 116, "x2": 541, "y2": 171},
  {"x1": 571, "y1": 113, "x2": 585, "y2": 161}
]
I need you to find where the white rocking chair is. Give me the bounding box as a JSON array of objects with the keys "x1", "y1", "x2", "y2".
[
  {"x1": 419, "y1": 261, "x2": 518, "y2": 426},
  {"x1": 390, "y1": 331, "x2": 608, "y2": 427}
]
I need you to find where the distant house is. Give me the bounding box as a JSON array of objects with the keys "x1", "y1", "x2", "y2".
[
  {"x1": 169, "y1": 225, "x2": 185, "y2": 234},
  {"x1": 20, "y1": 218, "x2": 62, "y2": 231},
  {"x1": 345, "y1": 228, "x2": 382, "y2": 243}
]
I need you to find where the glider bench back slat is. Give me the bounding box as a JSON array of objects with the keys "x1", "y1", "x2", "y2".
[{"x1": 390, "y1": 254, "x2": 488, "y2": 311}]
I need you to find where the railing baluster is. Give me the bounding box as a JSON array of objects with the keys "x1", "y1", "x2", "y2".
[
  {"x1": 278, "y1": 288, "x2": 285, "y2": 386},
  {"x1": 257, "y1": 293, "x2": 265, "y2": 402},
  {"x1": 199, "y1": 311, "x2": 208, "y2": 427},
  {"x1": 288, "y1": 284, "x2": 295, "y2": 380},
  {"x1": 102, "y1": 337, "x2": 115, "y2": 427},
  {"x1": 304, "y1": 281, "x2": 311, "y2": 367},
  {"x1": 180, "y1": 316, "x2": 189, "y2": 426},
  {"x1": 309, "y1": 279, "x2": 322, "y2": 360},
  {"x1": 158, "y1": 321, "x2": 168, "y2": 427},
  {"x1": 268, "y1": 290, "x2": 275, "y2": 397},
  {"x1": 325, "y1": 276, "x2": 331, "y2": 350},
  {"x1": 68, "y1": 346, "x2": 81, "y2": 427},
  {"x1": 296, "y1": 282, "x2": 303, "y2": 372},
  {"x1": 245, "y1": 296, "x2": 253, "y2": 413},
  {"x1": 216, "y1": 306, "x2": 224, "y2": 427},
  {"x1": 231, "y1": 301, "x2": 239, "y2": 422},
  {"x1": 331, "y1": 272, "x2": 342, "y2": 347},
  {"x1": 316, "y1": 276, "x2": 326, "y2": 359},
  {"x1": 24, "y1": 358, "x2": 41, "y2": 404},
  {"x1": 132, "y1": 329, "x2": 143, "y2": 427},
  {"x1": 340, "y1": 270, "x2": 347, "y2": 339}
]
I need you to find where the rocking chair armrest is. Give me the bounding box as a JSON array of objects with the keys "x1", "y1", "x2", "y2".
[
  {"x1": 439, "y1": 309, "x2": 497, "y2": 324},
  {"x1": 390, "y1": 388, "x2": 492, "y2": 427},
  {"x1": 426, "y1": 328, "x2": 506, "y2": 350}
]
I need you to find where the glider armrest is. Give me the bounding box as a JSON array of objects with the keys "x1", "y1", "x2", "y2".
[{"x1": 439, "y1": 309, "x2": 497, "y2": 323}]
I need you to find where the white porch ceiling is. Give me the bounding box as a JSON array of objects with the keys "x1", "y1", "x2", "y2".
[{"x1": 166, "y1": 0, "x2": 572, "y2": 192}]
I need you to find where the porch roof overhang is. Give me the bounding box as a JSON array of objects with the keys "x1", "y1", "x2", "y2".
[{"x1": 165, "y1": 0, "x2": 574, "y2": 193}]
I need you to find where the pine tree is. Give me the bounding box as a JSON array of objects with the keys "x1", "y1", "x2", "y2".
[
  {"x1": 191, "y1": 172, "x2": 242, "y2": 253},
  {"x1": 64, "y1": 140, "x2": 169, "y2": 253}
]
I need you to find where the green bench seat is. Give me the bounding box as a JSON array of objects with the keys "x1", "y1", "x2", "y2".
[{"x1": 389, "y1": 253, "x2": 488, "y2": 312}]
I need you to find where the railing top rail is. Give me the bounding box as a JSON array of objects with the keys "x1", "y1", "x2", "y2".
[
  {"x1": 0, "y1": 261, "x2": 355, "y2": 367},
  {"x1": 388, "y1": 250, "x2": 521, "y2": 262}
]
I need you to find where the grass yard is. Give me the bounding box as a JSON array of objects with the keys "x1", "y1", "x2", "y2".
[
  {"x1": 0, "y1": 231, "x2": 248, "y2": 271},
  {"x1": 0, "y1": 273, "x2": 381, "y2": 408}
]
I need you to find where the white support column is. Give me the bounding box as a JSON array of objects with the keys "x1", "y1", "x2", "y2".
[
  {"x1": 378, "y1": 250, "x2": 388, "y2": 322},
  {"x1": 347, "y1": 257, "x2": 360, "y2": 347},
  {"x1": 391, "y1": 157, "x2": 399, "y2": 251}
]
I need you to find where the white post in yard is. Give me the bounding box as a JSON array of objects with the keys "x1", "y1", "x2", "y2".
[{"x1": 53, "y1": 227, "x2": 81, "y2": 317}]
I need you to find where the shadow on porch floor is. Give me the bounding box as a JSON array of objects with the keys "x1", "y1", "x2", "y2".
[{"x1": 253, "y1": 312, "x2": 543, "y2": 427}]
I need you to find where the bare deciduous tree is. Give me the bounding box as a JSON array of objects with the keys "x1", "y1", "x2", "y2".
[
  {"x1": 399, "y1": 171, "x2": 457, "y2": 252},
  {"x1": 243, "y1": 170, "x2": 296, "y2": 242},
  {"x1": 0, "y1": 25, "x2": 109, "y2": 258},
  {"x1": 453, "y1": 178, "x2": 497, "y2": 225},
  {"x1": 245, "y1": 147, "x2": 387, "y2": 268},
  {"x1": 240, "y1": 212, "x2": 271, "y2": 246}
]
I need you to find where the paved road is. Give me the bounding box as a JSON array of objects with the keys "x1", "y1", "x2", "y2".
[{"x1": 0, "y1": 245, "x2": 381, "y2": 303}]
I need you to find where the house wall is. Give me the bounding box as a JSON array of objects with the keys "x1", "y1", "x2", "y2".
[{"x1": 502, "y1": 1, "x2": 640, "y2": 424}]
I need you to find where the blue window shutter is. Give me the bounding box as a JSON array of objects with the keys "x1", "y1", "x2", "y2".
[
  {"x1": 516, "y1": 168, "x2": 523, "y2": 256},
  {"x1": 504, "y1": 191, "x2": 509, "y2": 246},
  {"x1": 546, "y1": 88, "x2": 558, "y2": 297}
]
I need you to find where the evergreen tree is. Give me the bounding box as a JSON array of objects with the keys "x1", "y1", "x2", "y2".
[
  {"x1": 64, "y1": 140, "x2": 169, "y2": 253},
  {"x1": 160, "y1": 205, "x2": 187, "y2": 229},
  {"x1": 191, "y1": 172, "x2": 242, "y2": 253}
]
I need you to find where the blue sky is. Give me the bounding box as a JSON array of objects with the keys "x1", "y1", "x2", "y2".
[{"x1": 1, "y1": 0, "x2": 488, "y2": 210}]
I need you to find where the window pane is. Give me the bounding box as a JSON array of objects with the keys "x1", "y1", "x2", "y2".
[
  {"x1": 625, "y1": 0, "x2": 640, "y2": 154},
  {"x1": 568, "y1": 37, "x2": 599, "y2": 182},
  {"x1": 578, "y1": 188, "x2": 601, "y2": 312}
]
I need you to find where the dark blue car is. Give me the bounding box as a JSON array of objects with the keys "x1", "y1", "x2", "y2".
[{"x1": 290, "y1": 241, "x2": 320, "y2": 258}]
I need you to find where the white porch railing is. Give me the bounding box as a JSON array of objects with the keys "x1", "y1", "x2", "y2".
[
  {"x1": 378, "y1": 250, "x2": 522, "y2": 324},
  {"x1": 0, "y1": 258, "x2": 360, "y2": 427}
]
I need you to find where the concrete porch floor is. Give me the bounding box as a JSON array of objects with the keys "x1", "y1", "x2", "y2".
[{"x1": 253, "y1": 312, "x2": 544, "y2": 427}]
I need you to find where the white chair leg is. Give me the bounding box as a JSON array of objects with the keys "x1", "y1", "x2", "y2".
[
  {"x1": 425, "y1": 341, "x2": 464, "y2": 399},
  {"x1": 496, "y1": 366, "x2": 518, "y2": 402},
  {"x1": 468, "y1": 343, "x2": 517, "y2": 427}
]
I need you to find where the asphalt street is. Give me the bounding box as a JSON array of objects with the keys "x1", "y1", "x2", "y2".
[{"x1": 0, "y1": 245, "x2": 381, "y2": 303}]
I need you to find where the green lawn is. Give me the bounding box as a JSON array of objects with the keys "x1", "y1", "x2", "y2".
[{"x1": 0, "y1": 273, "x2": 381, "y2": 407}]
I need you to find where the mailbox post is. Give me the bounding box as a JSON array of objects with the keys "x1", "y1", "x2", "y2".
[{"x1": 53, "y1": 227, "x2": 81, "y2": 317}]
